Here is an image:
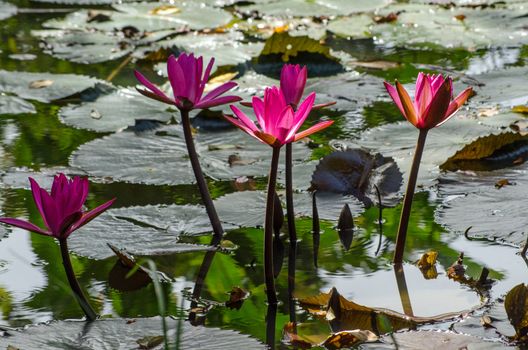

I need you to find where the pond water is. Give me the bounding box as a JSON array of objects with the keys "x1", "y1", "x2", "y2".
[{"x1": 0, "y1": 0, "x2": 528, "y2": 349}]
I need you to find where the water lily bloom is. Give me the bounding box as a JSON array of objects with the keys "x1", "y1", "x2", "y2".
[
  {"x1": 280, "y1": 64, "x2": 307, "y2": 107},
  {"x1": 226, "y1": 86, "x2": 334, "y2": 147},
  {"x1": 384, "y1": 73, "x2": 472, "y2": 129},
  {"x1": 0, "y1": 174, "x2": 115, "y2": 239},
  {"x1": 134, "y1": 53, "x2": 242, "y2": 111}
]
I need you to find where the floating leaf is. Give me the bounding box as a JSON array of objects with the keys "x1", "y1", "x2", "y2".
[
  {"x1": 311, "y1": 149, "x2": 402, "y2": 207},
  {"x1": 322, "y1": 330, "x2": 378, "y2": 349},
  {"x1": 0, "y1": 96, "x2": 36, "y2": 115},
  {"x1": 469, "y1": 66, "x2": 528, "y2": 107},
  {"x1": 0, "y1": 318, "x2": 265, "y2": 349},
  {"x1": 136, "y1": 335, "x2": 164, "y2": 349},
  {"x1": 512, "y1": 105, "x2": 528, "y2": 114},
  {"x1": 225, "y1": 287, "x2": 248, "y2": 309},
  {"x1": 59, "y1": 87, "x2": 173, "y2": 132},
  {"x1": 327, "y1": 15, "x2": 374, "y2": 39},
  {"x1": 0, "y1": 70, "x2": 101, "y2": 103},
  {"x1": 238, "y1": 0, "x2": 391, "y2": 17},
  {"x1": 416, "y1": 251, "x2": 438, "y2": 279},
  {"x1": 337, "y1": 204, "x2": 354, "y2": 250}
]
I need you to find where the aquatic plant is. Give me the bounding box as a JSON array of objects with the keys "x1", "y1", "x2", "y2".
[
  {"x1": 0, "y1": 174, "x2": 115, "y2": 320},
  {"x1": 135, "y1": 53, "x2": 241, "y2": 240},
  {"x1": 225, "y1": 86, "x2": 333, "y2": 304},
  {"x1": 384, "y1": 73, "x2": 472, "y2": 264}
]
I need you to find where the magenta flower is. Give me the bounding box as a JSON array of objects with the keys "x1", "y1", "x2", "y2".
[
  {"x1": 134, "y1": 53, "x2": 242, "y2": 111},
  {"x1": 226, "y1": 86, "x2": 333, "y2": 147},
  {"x1": 0, "y1": 174, "x2": 115, "y2": 239},
  {"x1": 384, "y1": 73, "x2": 472, "y2": 130},
  {"x1": 280, "y1": 64, "x2": 307, "y2": 107}
]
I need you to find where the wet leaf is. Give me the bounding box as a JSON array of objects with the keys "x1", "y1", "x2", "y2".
[
  {"x1": 282, "y1": 322, "x2": 313, "y2": 349},
  {"x1": 337, "y1": 204, "x2": 354, "y2": 250},
  {"x1": 416, "y1": 251, "x2": 438, "y2": 279},
  {"x1": 470, "y1": 66, "x2": 528, "y2": 107},
  {"x1": 311, "y1": 149, "x2": 402, "y2": 207},
  {"x1": 447, "y1": 253, "x2": 466, "y2": 280},
  {"x1": 322, "y1": 330, "x2": 378, "y2": 349},
  {"x1": 59, "y1": 86, "x2": 173, "y2": 132},
  {"x1": 505, "y1": 283, "x2": 528, "y2": 339},
  {"x1": 0, "y1": 318, "x2": 265, "y2": 349},
  {"x1": 0, "y1": 95, "x2": 36, "y2": 115},
  {"x1": 0, "y1": 70, "x2": 101, "y2": 103},
  {"x1": 327, "y1": 15, "x2": 374, "y2": 39},
  {"x1": 512, "y1": 105, "x2": 528, "y2": 114},
  {"x1": 137, "y1": 335, "x2": 164, "y2": 349}
]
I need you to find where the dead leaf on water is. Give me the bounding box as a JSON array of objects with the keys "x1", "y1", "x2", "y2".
[
  {"x1": 495, "y1": 178, "x2": 513, "y2": 189},
  {"x1": 282, "y1": 322, "x2": 313, "y2": 349},
  {"x1": 416, "y1": 251, "x2": 438, "y2": 279},
  {"x1": 322, "y1": 330, "x2": 378, "y2": 350},
  {"x1": 505, "y1": 283, "x2": 528, "y2": 341},
  {"x1": 28, "y1": 79, "x2": 53, "y2": 89},
  {"x1": 225, "y1": 286, "x2": 248, "y2": 309},
  {"x1": 447, "y1": 252, "x2": 466, "y2": 280},
  {"x1": 512, "y1": 105, "x2": 528, "y2": 114},
  {"x1": 148, "y1": 5, "x2": 180, "y2": 16},
  {"x1": 204, "y1": 72, "x2": 238, "y2": 93},
  {"x1": 136, "y1": 335, "x2": 164, "y2": 349}
]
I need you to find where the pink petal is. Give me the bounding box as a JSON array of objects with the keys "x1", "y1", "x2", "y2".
[
  {"x1": 252, "y1": 96, "x2": 266, "y2": 130},
  {"x1": 383, "y1": 82, "x2": 406, "y2": 118},
  {"x1": 223, "y1": 114, "x2": 261, "y2": 140},
  {"x1": 229, "y1": 105, "x2": 259, "y2": 132},
  {"x1": 441, "y1": 87, "x2": 473, "y2": 125},
  {"x1": 193, "y1": 95, "x2": 242, "y2": 110},
  {"x1": 395, "y1": 81, "x2": 418, "y2": 127},
  {"x1": 29, "y1": 177, "x2": 50, "y2": 230},
  {"x1": 416, "y1": 76, "x2": 432, "y2": 117},
  {"x1": 276, "y1": 106, "x2": 295, "y2": 143},
  {"x1": 285, "y1": 92, "x2": 315, "y2": 141},
  {"x1": 430, "y1": 74, "x2": 445, "y2": 95},
  {"x1": 200, "y1": 57, "x2": 215, "y2": 96},
  {"x1": 59, "y1": 211, "x2": 83, "y2": 239},
  {"x1": 134, "y1": 71, "x2": 173, "y2": 104},
  {"x1": 312, "y1": 101, "x2": 336, "y2": 110},
  {"x1": 135, "y1": 87, "x2": 175, "y2": 105},
  {"x1": 293, "y1": 120, "x2": 334, "y2": 142},
  {"x1": 200, "y1": 82, "x2": 237, "y2": 103},
  {"x1": 39, "y1": 188, "x2": 60, "y2": 234},
  {"x1": 167, "y1": 55, "x2": 186, "y2": 99},
  {"x1": 70, "y1": 198, "x2": 115, "y2": 234},
  {"x1": 0, "y1": 218, "x2": 51, "y2": 236},
  {"x1": 420, "y1": 77, "x2": 452, "y2": 129}
]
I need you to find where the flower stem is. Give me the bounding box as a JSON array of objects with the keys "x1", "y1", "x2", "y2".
[
  {"x1": 393, "y1": 129, "x2": 428, "y2": 265},
  {"x1": 59, "y1": 238, "x2": 97, "y2": 321},
  {"x1": 265, "y1": 147, "x2": 281, "y2": 305},
  {"x1": 285, "y1": 143, "x2": 297, "y2": 243},
  {"x1": 180, "y1": 109, "x2": 224, "y2": 240}
]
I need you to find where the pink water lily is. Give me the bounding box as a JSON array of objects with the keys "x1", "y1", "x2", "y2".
[
  {"x1": 0, "y1": 174, "x2": 115, "y2": 239},
  {"x1": 384, "y1": 73, "x2": 472, "y2": 130},
  {"x1": 280, "y1": 64, "x2": 307, "y2": 107},
  {"x1": 226, "y1": 86, "x2": 333, "y2": 147},
  {"x1": 134, "y1": 53, "x2": 242, "y2": 111}
]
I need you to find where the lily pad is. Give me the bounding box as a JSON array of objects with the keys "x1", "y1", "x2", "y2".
[
  {"x1": 238, "y1": 0, "x2": 391, "y2": 17},
  {"x1": 59, "y1": 87, "x2": 173, "y2": 132},
  {"x1": 0, "y1": 317, "x2": 265, "y2": 349},
  {"x1": 435, "y1": 166, "x2": 528, "y2": 247},
  {"x1": 468, "y1": 66, "x2": 528, "y2": 108},
  {"x1": 310, "y1": 149, "x2": 402, "y2": 207},
  {"x1": 332, "y1": 114, "x2": 519, "y2": 188},
  {"x1": 44, "y1": 3, "x2": 232, "y2": 33},
  {"x1": 69, "y1": 204, "x2": 222, "y2": 259},
  {"x1": 70, "y1": 125, "x2": 312, "y2": 185},
  {"x1": 372, "y1": 3, "x2": 528, "y2": 50},
  {"x1": 327, "y1": 15, "x2": 374, "y2": 39},
  {"x1": 0, "y1": 1, "x2": 16, "y2": 21},
  {"x1": 363, "y1": 330, "x2": 510, "y2": 349},
  {"x1": 0, "y1": 95, "x2": 36, "y2": 115},
  {"x1": 215, "y1": 190, "x2": 364, "y2": 227},
  {"x1": 0, "y1": 167, "x2": 86, "y2": 190},
  {"x1": 0, "y1": 70, "x2": 102, "y2": 103}
]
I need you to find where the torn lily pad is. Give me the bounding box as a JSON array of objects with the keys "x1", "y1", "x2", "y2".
[
  {"x1": 59, "y1": 87, "x2": 173, "y2": 132},
  {"x1": 69, "y1": 204, "x2": 225, "y2": 259},
  {"x1": 71, "y1": 125, "x2": 312, "y2": 185},
  {"x1": 0, "y1": 70, "x2": 101, "y2": 103},
  {"x1": 0, "y1": 318, "x2": 265, "y2": 349}
]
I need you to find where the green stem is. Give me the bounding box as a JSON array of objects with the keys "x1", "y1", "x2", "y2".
[
  {"x1": 393, "y1": 129, "x2": 428, "y2": 264},
  {"x1": 265, "y1": 147, "x2": 280, "y2": 305},
  {"x1": 59, "y1": 238, "x2": 97, "y2": 321},
  {"x1": 285, "y1": 143, "x2": 297, "y2": 243},
  {"x1": 180, "y1": 109, "x2": 224, "y2": 240}
]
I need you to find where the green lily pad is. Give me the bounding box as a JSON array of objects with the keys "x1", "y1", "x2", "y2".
[
  {"x1": 0, "y1": 317, "x2": 265, "y2": 349},
  {"x1": 435, "y1": 166, "x2": 528, "y2": 247},
  {"x1": 0, "y1": 70, "x2": 102, "y2": 103},
  {"x1": 333, "y1": 114, "x2": 520, "y2": 188},
  {"x1": 0, "y1": 95, "x2": 36, "y2": 115},
  {"x1": 0, "y1": 1, "x2": 16, "y2": 21},
  {"x1": 469, "y1": 66, "x2": 528, "y2": 107},
  {"x1": 44, "y1": 3, "x2": 232, "y2": 33},
  {"x1": 327, "y1": 15, "x2": 374, "y2": 39},
  {"x1": 237, "y1": 0, "x2": 391, "y2": 17},
  {"x1": 59, "y1": 87, "x2": 173, "y2": 132},
  {"x1": 372, "y1": 3, "x2": 528, "y2": 50},
  {"x1": 69, "y1": 204, "x2": 222, "y2": 259},
  {"x1": 70, "y1": 125, "x2": 312, "y2": 185},
  {"x1": 215, "y1": 190, "x2": 363, "y2": 228}
]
